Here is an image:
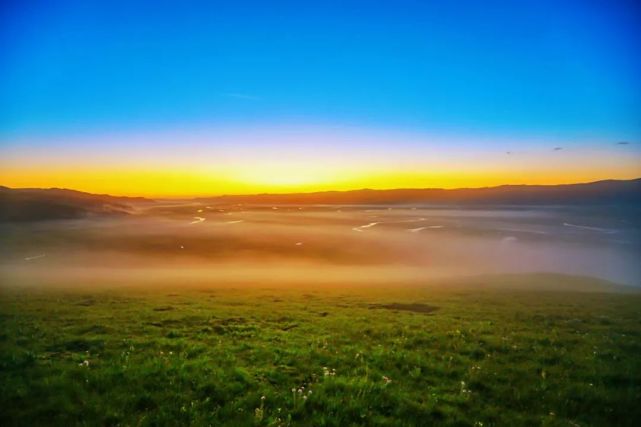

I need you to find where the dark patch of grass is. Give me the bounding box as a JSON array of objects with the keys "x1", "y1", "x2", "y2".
[{"x1": 369, "y1": 303, "x2": 439, "y2": 314}]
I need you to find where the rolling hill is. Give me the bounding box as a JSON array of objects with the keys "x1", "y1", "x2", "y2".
[
  {"x1": 0, "y1": 186, "x2": 153, "y2": 222},
  {"x1": 197, "y1": 178, "x2": 641, "y2": 206}
]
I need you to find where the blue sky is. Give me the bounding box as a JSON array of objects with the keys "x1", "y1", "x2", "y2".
[
  {"x1": 0, "y1": 1, "x2": 640, "y2": 194},
  {"x1": 2, "y1": 0, "x2": 640, "y2": 139}
]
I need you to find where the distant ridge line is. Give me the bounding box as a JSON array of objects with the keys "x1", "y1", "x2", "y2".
[
  {"x1": 194, "y1": 178, "x2": 641, "y2": 206},
  {"x1": 1, "y1": 178, "x2": 640, "y2": 206}
]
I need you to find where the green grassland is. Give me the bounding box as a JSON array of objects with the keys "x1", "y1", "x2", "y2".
[{"x1": 1, "y1": 275, "x2": 640, "y2": 426}]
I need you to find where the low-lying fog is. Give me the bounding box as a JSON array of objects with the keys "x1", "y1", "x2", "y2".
[{"x1": 2, "y1": 204, "x2": 640, "y2": 288}]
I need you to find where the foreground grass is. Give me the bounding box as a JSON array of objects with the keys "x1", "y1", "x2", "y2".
[{"x1": 1, "y1": 279, "x2": 640, "y2": 426}]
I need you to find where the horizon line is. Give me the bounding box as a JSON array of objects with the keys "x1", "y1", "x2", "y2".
[{"x1": 3, "y1": 177, "x2": 640, "y2": 200}]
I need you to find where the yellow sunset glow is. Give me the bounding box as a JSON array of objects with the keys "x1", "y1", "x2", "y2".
[{"x1": 2, "y1": 159, "x2": 640, "y2": 197}]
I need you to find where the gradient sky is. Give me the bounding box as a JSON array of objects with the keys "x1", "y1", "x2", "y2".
[{"x1": 1, "y1": 0, "x2": 640, "y2": 196}]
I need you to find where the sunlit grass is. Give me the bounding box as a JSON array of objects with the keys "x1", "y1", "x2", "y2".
[{"x1": 1, "y1": 281, "x2": 640, "y2": 426}]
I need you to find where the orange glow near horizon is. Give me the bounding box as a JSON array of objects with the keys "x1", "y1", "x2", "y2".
[
  {"x1": 2, "y1": 127, "x2": 640, "y2": 197},
  {"x1": 2, "y1": 162, "x2": 640, "y2": 198}
]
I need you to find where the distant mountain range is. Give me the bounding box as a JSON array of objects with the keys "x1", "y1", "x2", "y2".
[
  {"x1": 0, "y1": 186, "x2": 153, "y2": 222},
  {"x1": 198, "y1": 178, "x2": 641, "y2": 206},
  {"x1": 1, "y1": 179, "x2": 640, "y2": 222}
]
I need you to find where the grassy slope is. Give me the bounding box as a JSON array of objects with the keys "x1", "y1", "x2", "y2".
[{"x1": 1, "y1": 277, "x2": 640, "y2": 426}]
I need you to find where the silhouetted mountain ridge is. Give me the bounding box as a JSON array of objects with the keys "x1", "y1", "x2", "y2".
[
  {"x1": 1, "y1": 179, "x2": 639, "y2": 222},
  {"x1": 197, "y1": 178, "x2": 641, "y2": 206},
  {"x1": 0, "y1": 186, "x2": 153, "y2": 222}
]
